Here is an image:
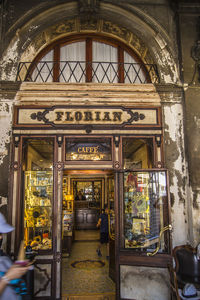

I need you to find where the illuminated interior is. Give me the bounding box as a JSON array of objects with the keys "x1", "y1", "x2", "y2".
[{"x1": 22, "y1": 137, "x2": 167, "y2": 254}]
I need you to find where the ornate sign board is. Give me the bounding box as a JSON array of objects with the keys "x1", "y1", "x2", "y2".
[{"x1": 15, "y1": 106, "x2": 160, "y2": 128}]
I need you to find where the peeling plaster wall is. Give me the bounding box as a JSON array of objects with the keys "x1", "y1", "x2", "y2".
[
  {"x1": 120, "y1": 265, "x2": 170, "y2": 300},
  {"x1": 158, "y1": 86, "x2": 190, "y2": 246},
  {"x1": 0, "y1": 100, "x2": 14, "y2": 214},
  {"x1": 0, "y1": 102, "x2": 13, "y2": 163}
]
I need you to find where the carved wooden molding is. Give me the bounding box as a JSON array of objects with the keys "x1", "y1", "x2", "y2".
[
  {"x1": 114, "y1": 161, "x2": 120, "y2": 169},
  {"x1": 54, "y1": 162, "x2": 64, "y2": 170},
  {"x1": 11, "y1": 161, "x2": 20, "y2": 171},
  {"x1": 54, "y1": 252, "x2": 61, "y2": 263}
]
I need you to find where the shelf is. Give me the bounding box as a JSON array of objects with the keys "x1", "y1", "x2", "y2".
[
  {"x1": 26, "y1": 206, "x2": 51, "y2": 208},
  {"x1": 27, "y1": 185, "x2": 52, "y2": 187}
]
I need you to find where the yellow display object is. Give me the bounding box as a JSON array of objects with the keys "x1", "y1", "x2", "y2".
[
  {"x1": 63, "y1": 194, "x2": 74, "y2": 212},
  {"x1": 64, "y1": 194, "x2": 74, "y2": 201}
]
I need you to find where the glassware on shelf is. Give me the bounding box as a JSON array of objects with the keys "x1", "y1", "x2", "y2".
[
  {"x1": 24, "y1": 171, "x2": 53, "y2": 251},
  {"x1": 124, "y1": 171, "x2": 169, "y2": 253}
]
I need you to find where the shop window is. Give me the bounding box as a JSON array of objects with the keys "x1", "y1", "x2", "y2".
[
  {"x1": 32, "y1": 50, "x2": 53, "y2": 82},
  {"x1": 65, "y1": 137, "x2": 112, "y2": 161},
  {"x1": 22, "y1": 138, "x2": 54, "y2": 251},
  {"x1": 60, "y1": 41, "x2": 86, "y2": 82},
  {"x1": 124, "y1": 51, "x2": 146, "y2": 83},
  {"x1": 92, "y1": 41, "x2": 118, "y2": 83},
  {"x1": 123, "y1": 170, "x2": 169, "y2": 253},
  {"x1": 122, "y1": 138, "x2": 153, "y2": 169}
]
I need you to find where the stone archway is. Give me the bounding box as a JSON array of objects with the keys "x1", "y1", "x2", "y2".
[{"x1": 0, "y1": 1, "x2": 179, "y2": 84}]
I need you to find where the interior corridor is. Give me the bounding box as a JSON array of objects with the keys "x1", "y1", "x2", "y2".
[{"x1": 62, "y1": 230, "x2": 115, "y2": 300}]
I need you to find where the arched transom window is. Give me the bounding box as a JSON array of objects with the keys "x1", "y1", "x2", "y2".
[{"x1": 18, "y1": 35, "x2": 159, "y2": 83}]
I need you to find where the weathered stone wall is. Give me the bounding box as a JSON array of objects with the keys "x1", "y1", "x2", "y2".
[
  {"x1": 0, "y1": 82, "x2": 20, "y2": 217},
  {"x1": 178, "y1": 4, "x2": 200, "y2": 245},
  {"x1": 157, "y1": 85, "x2": 190, "y2": 245}
]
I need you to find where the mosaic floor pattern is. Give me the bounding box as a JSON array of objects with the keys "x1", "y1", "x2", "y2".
[
  {"x1": 62, "y1": 239, "x2": 115, "y2": 298},
  {"x1": 62, "y1": 292, "x2": 115, "y2": 300}
]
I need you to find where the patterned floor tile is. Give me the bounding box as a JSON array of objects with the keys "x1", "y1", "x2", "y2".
[{"x1": 62, "y1": 240, "x2": 115, "y2": 297}]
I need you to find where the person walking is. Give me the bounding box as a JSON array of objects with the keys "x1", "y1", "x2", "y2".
[
  {"x1": 0, "y1": 213, "x2": 29, "y2": 299},
  {"x1": 96, "y1": 205, "x2": 109, "y2": 259}
]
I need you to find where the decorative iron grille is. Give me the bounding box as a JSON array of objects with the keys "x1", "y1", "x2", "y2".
[{"x1": 16, "y1": 61, "x2": 160, "y2": 84}]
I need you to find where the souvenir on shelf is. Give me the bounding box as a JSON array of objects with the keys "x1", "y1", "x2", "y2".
[
  {"x1": 24, "y1": 171, "x2": 53, "y2": 251},
  {"x1": 124, "y1": 171, "x2": 168, "y2": 252}
]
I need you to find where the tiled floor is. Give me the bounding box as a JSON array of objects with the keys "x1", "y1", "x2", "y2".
[
  {"x1": 62, "y1": 293, "x2": 115, "y2": 300},
  {"x1": 62, "y1": 231, "x2": 115, "y2": 299},
  {"x1": 74, "y1": 230, "x2": 99, "y2": 241}
]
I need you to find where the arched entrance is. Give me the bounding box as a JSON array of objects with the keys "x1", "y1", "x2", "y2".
[{"x1": 8, "y1": 4, "x2": 176, "y2": 299}]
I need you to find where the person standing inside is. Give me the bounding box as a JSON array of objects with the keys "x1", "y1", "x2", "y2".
[
  {"x1": 75, "y1": 190, "x2": 86, "y2": 200},
  {"x1": 0, "y1": 213, "x2": 29, "y2": 299},
  {"x1": 96, "y1": 205, "x2": 109, "y2": 259}
]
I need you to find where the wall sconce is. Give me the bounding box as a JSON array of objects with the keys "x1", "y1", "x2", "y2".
[
  {"x1": 14, "y1": 135, "x2": 20, "y2": 147},
  {"x1": 57, "y1": 135, "x2": 63, "y2": 147},
  {"x1": 114, "y1": 135, "x2": 120, "y2": 148}
]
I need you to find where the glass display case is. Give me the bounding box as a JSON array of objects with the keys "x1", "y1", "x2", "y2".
[
  {"x1": 124, "y1": 170, "x2": 169, "y2": 253},
  {"x1": 24, "y1": 170, "x2": 53, "y2": 251},
  {"x1": 62, "y1": 194, "x2": 74, "y2": 234}
]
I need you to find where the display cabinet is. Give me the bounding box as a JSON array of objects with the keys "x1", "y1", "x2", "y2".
[
  {"x1": 73, "y1": 180, "x2": 102, "y2": 229},
  {"x1": 24, "y1": 171, "x2": 53, "y2": 251},
  {"x1": 123, "y1": 170, "x2": 170, "y2": 253}
]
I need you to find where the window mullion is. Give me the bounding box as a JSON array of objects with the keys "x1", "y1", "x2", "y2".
[
  {"x1": 53, "y1": 44, "x2": 60, "y2": 82},
  {"x1": 118, "y1": 46, "x2": 124, "y2": 83},
  {"x1": 86, "y1": 38, "x2": 92, "y2": 82}
]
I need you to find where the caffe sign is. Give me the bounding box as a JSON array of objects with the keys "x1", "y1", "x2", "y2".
[{"x1": 16, "y1": 106, "x2": 158, "y2": 127}]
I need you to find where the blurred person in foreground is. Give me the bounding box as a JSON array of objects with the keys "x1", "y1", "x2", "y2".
[{"x1": 0, "y1": 213, "x2": 29, "y2": 299}]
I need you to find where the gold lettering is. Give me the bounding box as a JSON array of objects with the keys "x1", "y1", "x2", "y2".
[
  {"x1": 84, "y1": 111, "x2": 93, "y2": 121},
  {"x1": 55, "y1": 111, "x2": 64, "y2": 121},
  {"x1": 113, "y1": 112, "x2": 122, "y2": 121},
  {"x1": 94, "y1": 146, "x2": 99, "y2": 153},
  {"x1": 65, "y1": 112, "x2": 73, "y2": 121},
  {"x1": 103, "y1": 112, "x2": 111, "y2": 121},
  {"x1": 77, "y1": 146, "x2": 100, "y2": 153},
  {"x1": 95, "y1": 111, "x2": 101, "y2": 121}
]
